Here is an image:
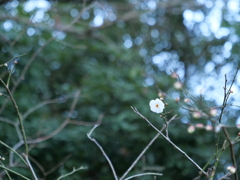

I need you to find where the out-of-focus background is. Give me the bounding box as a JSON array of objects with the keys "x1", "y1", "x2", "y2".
[{"x1": 0, "y1": 0, "x2": 240, "y2": 179}]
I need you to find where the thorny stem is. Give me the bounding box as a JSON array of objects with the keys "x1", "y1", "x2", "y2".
[
  {"x1": 0, "y1": 78, "x2": 28, "y2": 155},
  {"x1": 131, "y1": 107, "x2": 207, "y2": 176}
]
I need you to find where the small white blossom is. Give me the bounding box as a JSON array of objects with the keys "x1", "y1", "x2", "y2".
[
  {"x1": 195, "y1": 123, "x2": 204, "y2": 129},
  {"x1": 192, "y1": 111, "x2": 201, "y2": 119},
  {"x1": 227, "y1": 166, "x2": 236, "y2": 173},
  {"x1": 149, "y1": 98, "x2": 165, "y2": 113}
]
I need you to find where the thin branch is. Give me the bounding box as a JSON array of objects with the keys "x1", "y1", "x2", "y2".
[
  {"x1": 131, "y1": 107, "x2": 207, "y2": 176},
  {"x1": 56, "y1": 166, "x2": 87, "y2": 180},
  {"x1": 120, "y1": 114, "x2": 177, "y2": 180},
  {"x1": 218, "y1": 172, "x2": 233, "y2": 180},
  {"x1": 69, "y1": 114, "x2": 103, "y2": 126},
  {"x1": 22, "y1": 98, "x2": 68, "y2": 121},
  {"x1": 0, "y1": 141, "x2": 27, "y2": 166},
  {"x1": 9, "y1": 141, "x2": 24, "y2": 166},
  {"x1": 0, "y1": 78, "x2": 28, "y2": 155},
  {"x1": 0, "y1": 117, "x2": 15, "y2": 125},
  {"x1": 27, "y1": 155, "x2": 45, "y2": 177},
  {"x1": 0, "y1": 53, "x2": 27, "y2": 67},
  {"x1": 27, "y1": 90, "x2": 80, "y2": 144},
  {"x1": 222, "y1": 127, "x2": 238, "y2": 180},
  {"x1": 0, "y1": 161, "x2": 12, "y2": 180},
  {"x1": 0, "y1": 165, "x2": 31, "y2": 180},
  {"x1": 23, "y1": 154, "x2": 38, "y2": 180},
  {"x1": 124, "y1": 172, "x2": 163, "y2": 180},
  {"x1": 120, "y1": 133, "x2": 160, "y2": 180},
  {"x1": 44, "y1": 154, "x2": 72, "y2": 176},
  {"x1": 87, "y1": 124, "x2": 118, "y2": 180}
]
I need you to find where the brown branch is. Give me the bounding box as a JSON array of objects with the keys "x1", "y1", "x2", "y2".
[
  {"x1": 222, "y1": 127, "x2": 238, "y2": 180},
  {"x1": 27, "y1": 90, "x2": 80, "y2": 144}
]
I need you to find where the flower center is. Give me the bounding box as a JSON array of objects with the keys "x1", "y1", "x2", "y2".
[{"x1": 155, "y1": 104, "x2": 159, "y2": 107}]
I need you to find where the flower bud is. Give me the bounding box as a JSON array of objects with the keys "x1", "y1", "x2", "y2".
[
  {"x1": 171, "y1": 72, "x2": 178, "y2": 79},
  {"x1": 195, "y1": 123, "x2": 204, "y2": 129},
  {"x1": 205, "y1": 125, "x2": 213, "y2": 131},
  {"x1": 192, "y1": 111, "x2": 201, "y2": 119},
  {"x1": 187, "y1": 125, "x2": 195, "y2": 133},
  {"x1": 175, "y1": 97, "x2": 180, "y2": 103}
]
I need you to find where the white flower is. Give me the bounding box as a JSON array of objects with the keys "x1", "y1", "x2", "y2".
[
  {"x1": 149, "y1": 98, "x2": 165, "y2": 113},
  {"x1": 227, "y1": 166, "x2": 236, "y2": 173}
]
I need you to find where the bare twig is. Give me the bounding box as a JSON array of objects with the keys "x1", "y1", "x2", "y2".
[
  {"x1": 131, "y1": 107, "x2": 207, "y2": 176},
  {"x1": 27, "y1": 90, "x2": 80, "y2": 144},
  {"x1": 0, "y1": 78, "x2": 28, "y2": 155},
  {"x1": 44, "y1": 154, "x2": 72, "y2": 176},
  {"x1": 87, "y1": 124, "x2": 118, "y2": 180},
  {"x1": 23, "y1": 154, "x2": 38, "y2": 180},
  {"x1": 0, "y1": 141, "x2": 27, "y2": 166},
  {"x1": 56, "y1": 166, "x2": 87, "y2": 180},
  {"x1": 120, "y1": 114, "x2": 177, "y2": 180},
  {"x1": 120, "y1": 133, "x2": 160, "y2": 180},
  {"x1": 22, "y1": 98, "x2": 68, "y2": 121},
  {"x1": 0, "y1": 161, "x2": 12, "y2": 180},
  {"x1": 219, "y1": 69, "x2": 239, "y2": 123},
  {"x1": 218, "y1": 172, "x2": 234, "y2": 180},
  {"x1": 222, "y1": 127, "x2": 238, "y2": 180},
  {"x1": 124, "y1": 172, "x2": 163, "y2": 180},
  {"x1": 0, "y1": 165, "x2": 30, "y2": 180}
]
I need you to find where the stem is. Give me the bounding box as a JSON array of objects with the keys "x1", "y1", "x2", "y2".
[
  {"x1": 0, "y1": 161, "x2": 12, "y2": 180},
  {"x1": 56, "y1": 166, "x2": 87, "y2": 180},
  {"x1": 120, "y1": 133, "x2": 160, "y2": 180},
  {"x1": 0, "y1": 78, "x2": 28, "y2": 155},
  {"x1": 222, "y1": 127, "x2": 238, "y2": 180},
  {"x1": 87, "y1": 125, "x2": 118, "y2": 180},
  {"x1": 208, "y1": 141, "x2": 225, "y2": 180},
  {"x1": 0, "y1": 141, "x2": 27, "y2": 165},
  {"x1": 23, "y1": 154, "x2": 38, "y2": 180},
  {"x1": 131, "y1": 107, "x2": 207, "y2": 176},
  {"x1": 124, "y1": 172, "x2": 163, "y2": 180},
  {"x1": 0, "y1": 165, "x2": 31, "y2": 180}
]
